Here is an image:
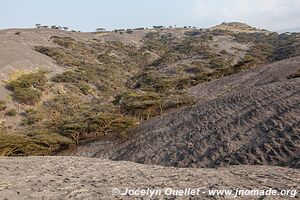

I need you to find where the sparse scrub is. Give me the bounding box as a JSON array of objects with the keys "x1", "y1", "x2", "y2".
[
  {"x1": 209, "y1": 57, "x2": 228, "y2": 69},
  {"x1": 126, "y1": 29, "x2": 133, "y2": 34},
  {"x1": 21, "y1": 109, "x2": 44, "y2": 125},
  {"x1": 287, "y1": 69, "x2": 300, "y2": 79},
  {"x1": 152, "y1": 52, "x2": 183, "y2": 66},
  {"x1": 6, "y1": 70, "x2": 47, "y2": 104},
  {"x1": 0, "y1": 132, "x2": 73, "y2": 156},
  {"x1": 78, "y1": 83, "x2": 93, "y2": 95},
  {"x1": 5, "y1": 109, "x2": 17, "y2": 116},
  {"x1": 25, "y1": 94, "x2": 139, "y2": 143},
  {"x1": 114, "y1": 90, "x2": 194, "y2": 119},
  {"x1": 3, "y1": 30, "x2": 297, "y2": 156},
  {"x1": 0, "y1": 100, "x2": 7, "y2": 111}
]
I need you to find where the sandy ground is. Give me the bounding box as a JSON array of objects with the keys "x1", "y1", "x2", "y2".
[{"x1": 0, "y1": 156, "x2": 299, "y2": 200}]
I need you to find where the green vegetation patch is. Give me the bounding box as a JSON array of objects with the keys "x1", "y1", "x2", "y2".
[
  {"x1": 37, "y1": 95, "x2": 139, "y2": 142},
  {"x1": 21, "y1": 109, "x2": 44, "y2": 125},
  {"x1": 6, "y1": 71, "x2": 47, "y2": 105},
  {"x1": 54, "y1": 112, "x2": 137, "y2": 142},
  {"x1": 114, "y1": 90, "x2": 194, "y2": 119},
  {"x1": 5, "y1": 109, "x2": 17, "y2": 116},
  {"x1": 0, "y1": 100, "x2": 7, "y2": 111},
  {"x1": 0, "y1": 132, "x2": 73, "y2": 156}
]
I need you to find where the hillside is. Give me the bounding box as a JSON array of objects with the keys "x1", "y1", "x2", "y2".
[
  {"x1": 209, "y1": 22, "x2": 269, "y2": 33},
  {"x1": 0, "y1": 22, "x2": 299, "y2": 199},
  {"x1": 0, "y1": 23, "x2": 299, "y2": 160},
  {"x1": 92, "y1": 57, "x2": 299, "y2": 168}
]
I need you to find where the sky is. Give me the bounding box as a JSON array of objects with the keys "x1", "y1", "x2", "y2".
[{"x1": 0, "y1": 0, "x2": 300, "y2": 32}]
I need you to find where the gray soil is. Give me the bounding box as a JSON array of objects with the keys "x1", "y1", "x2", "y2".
[{"x1": 0, "y1": 156, "x2": 299, "y2": 200}]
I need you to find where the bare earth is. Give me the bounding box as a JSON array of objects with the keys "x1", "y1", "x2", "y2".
[{"x1": 0, "y1": 156, "x2": 299, "y2": 200}]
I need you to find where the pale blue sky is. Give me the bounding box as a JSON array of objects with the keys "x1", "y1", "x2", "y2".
[{"x1": 0, "y1": 0, "x2": 300, "y2": 32}]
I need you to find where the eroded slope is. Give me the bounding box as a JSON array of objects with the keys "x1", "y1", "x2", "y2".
[{"x1": 99, "y1": 57, "x2": 300, "y2": 168}]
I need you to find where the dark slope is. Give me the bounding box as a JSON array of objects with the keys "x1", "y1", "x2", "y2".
[{"x1": 98, "y1": 57, "x2": 300, "y2": 168}]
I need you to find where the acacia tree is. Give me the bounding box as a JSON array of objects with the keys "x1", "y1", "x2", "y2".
[{"x1": 96, "y1": 28, "x2": 106, "y2": 32}]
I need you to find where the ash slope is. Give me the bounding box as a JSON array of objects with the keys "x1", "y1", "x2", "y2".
[
  {"x1": 104, "y1": 57, "x2": 300, "y2": 168},
  {"x1": 0, "y1": 157, "x2": 299, "y2": 200}
]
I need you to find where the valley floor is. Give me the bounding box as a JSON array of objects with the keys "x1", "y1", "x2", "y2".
[{"x1": 0, "y1": 156, "x2": 299, "y2": 200}]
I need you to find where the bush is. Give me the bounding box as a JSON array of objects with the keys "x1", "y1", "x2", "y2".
[
  {"x1": 209, "y1": 57, "x2": 227, "y2": 69},
  {"x1": 287, "y1": 69, "x2": 300, "y2": 79},
  {"x1": 114, "y1": 90, "x2": 194, "y2": 119},
  {"x1": 152, "y1": 52, "x2": 183, "y2": 66},
  {"x1": 0, "y1": 101, "x2": 6, "y2": 111},
  {"x1": 6, "y1": 71, "x2": 46, "y2": 104},
  {"x1": 52, "y1": 71, "x2": 80, "y2": 83},
  {"x1": 130, "y1": 71, "x2": 197, "y2": 92},
  {"x1": 42, "y1": 95, "x2": 82, "y2": 116},
  {"x1": 21, "y1": 109, "x2": 44, "y2": 125},
  {"x1": 126, "y1": 29, "x2": 133, "y2": 34},
  {"x1": 7, "y1": 70, "x2": 46, "y2": 90},
  {"x1": 5, "y1": 109, "x2": 17, "y2": 116},
  {"x1": 78, "y1": 83, "x2": 92, "y2": 95},
  {"x1": 50, "y1": 111, "x2": 138, "y2": 143},
  {"x1": 13, "y1": 88, "x2": 42, "y2": 105},
  {"x1": 0, "y1": 132, "x2": 73, "y2": 156}
]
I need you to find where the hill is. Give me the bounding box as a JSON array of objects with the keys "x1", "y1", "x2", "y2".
[
  {"x1": 0, "y1": 23, "x2": 299, "y2": 199},
  {"x1": 0, "y1": 23, "x2": 299, "y2": 158},
  {"x1": 278, "y1": 27, "x2": 300, "y2": 33},
  {"x1": 76, "y1": 57, "x2": 300, "y2": 168},
  {"x1": 209, "y1": 22, "x2": 269, "y2": 33}
]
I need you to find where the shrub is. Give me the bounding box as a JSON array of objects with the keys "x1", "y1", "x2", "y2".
[
  {"x1": 130, "y1": 71, "x2": 197, "y2": 92},
  {"x1": 5, "y1": 109, "x2": 17, "y2": 116},
  {"x1": 209, "y1": 57, "x2": 227, "y2": 69},
  {"x1": 13, "y1": 88, "x2": 42, "y2": 105},
  {"x1": 6, "y1": 71, "x2": 46, "y2": 104},
  {"x1": 0, "y1": 101, "x2": 6, "y2": 111},
  {"x1": 52, "y1": 71, "x2": 79, "y2": 83},
  {"x1": 114, "y1": 90, "x2": 194, "y2": 119},
  {"x1": 7, "y1": 70, "x2": 46, "y2": 90},
  {"x1": 78, "y1": 83, "x2": 92, "y2": 95},
  {"x1": 126, "y1": 29, "x2": 133, "y2": 34},
  {"x1": 287, "y1": 69, "x2": 300, "y2": 79},
  {"x1": 0, "y1": 132, "x2": 73, "y2": 156},
  {"x1": 152, "y1": 52, "x2": 183, "y2": 66},
  {"x1": 220, "y1": 49, "x2": 228, "y2": 54},
  {"x1": 185, "y1": 31, "x2": 202, "y2": 36},
  {"x1": 50, "y1": 111, "x2": 138, "y2": 143},
  {"x1": 21, "y1": 109, "x2": 44, "y2": 125},
  {"x1": 115, "y1": 90, "x2": 161, "y2": 109}
]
